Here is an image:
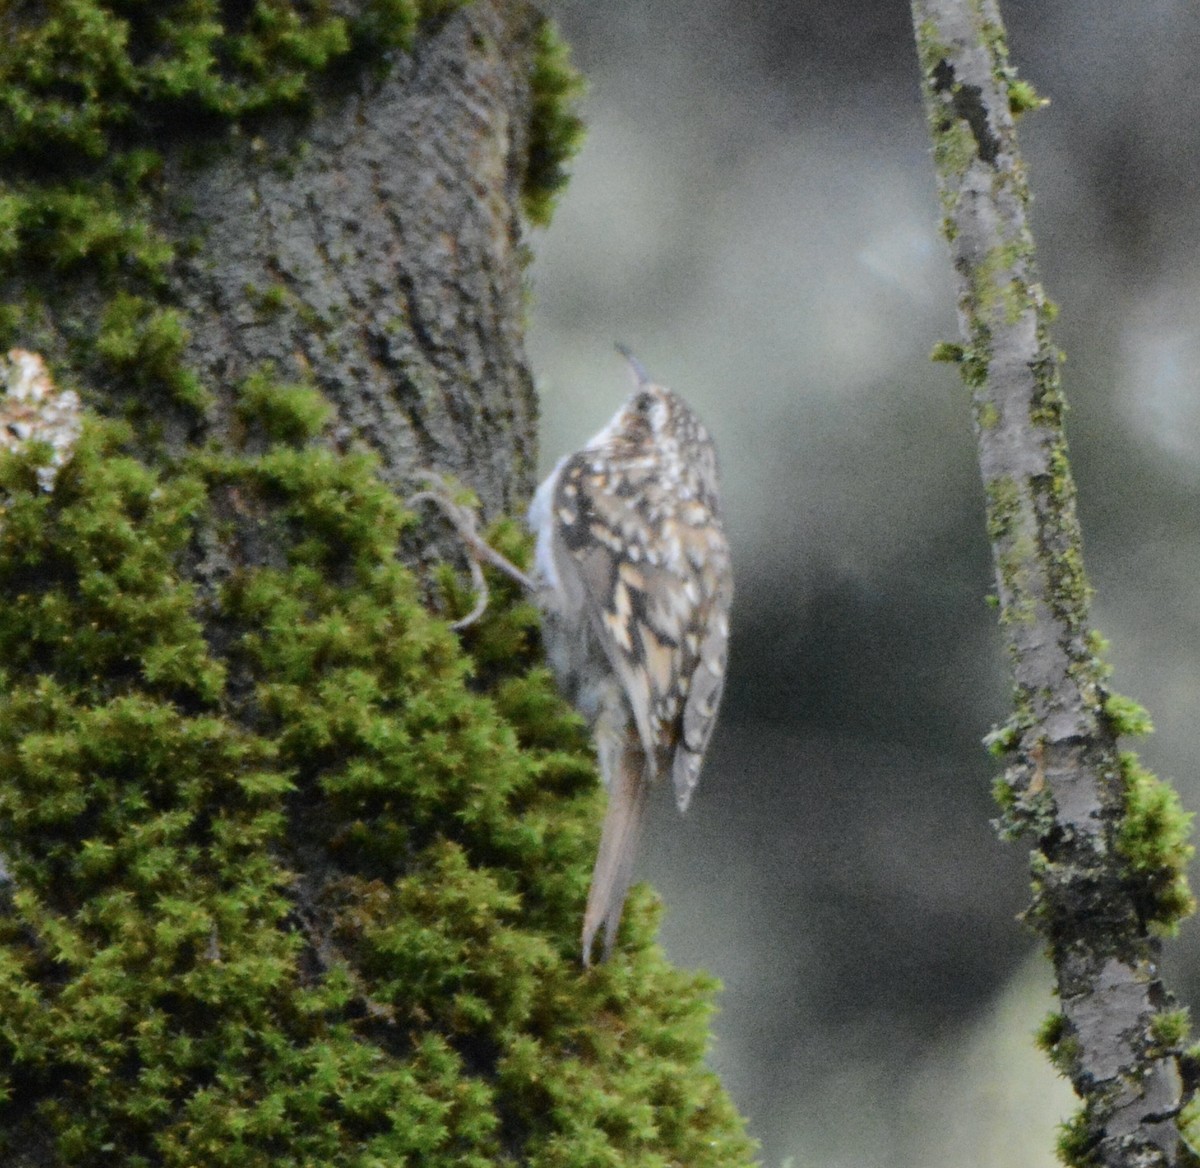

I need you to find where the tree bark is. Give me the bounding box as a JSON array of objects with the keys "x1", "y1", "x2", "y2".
[
  {"x1": 910, "y1": 2, "x2": 1195, "y2": 1165},
  {"x1": 170, "y1": 0, "x2": 539, "y2": 512}
]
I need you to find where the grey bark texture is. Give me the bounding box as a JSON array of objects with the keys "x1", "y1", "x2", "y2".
[
  {"x1": 172, "y1": 2, "x2": 539, "y2": 515},
  {"x1": 910, "y1": 1, "x2": 1194, "y2": 1165},
  {"x1": 172, "y1": 1, "x2": 539, "y2": 515}
]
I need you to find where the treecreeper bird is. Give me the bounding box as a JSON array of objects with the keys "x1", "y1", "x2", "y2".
[{"x1": 529, "y1": 351, "x2": 733, "y2": 966}]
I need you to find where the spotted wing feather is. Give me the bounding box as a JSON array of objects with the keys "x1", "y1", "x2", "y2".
[
  {"x1": 554, "y1": 452, "x2": 729, "y2": 802},
  {"x1": 671, "y1": 538, "x2": 731, "y2": 810}
]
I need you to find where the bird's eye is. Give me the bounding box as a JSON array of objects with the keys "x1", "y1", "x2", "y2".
[{"x1": 634, "y1": 392, "x2": 655, "y2": 416}]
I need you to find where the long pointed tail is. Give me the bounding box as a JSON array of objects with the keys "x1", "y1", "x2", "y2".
[{"x1": 581, "y1": 740, "x2": 650, "y2": 967}]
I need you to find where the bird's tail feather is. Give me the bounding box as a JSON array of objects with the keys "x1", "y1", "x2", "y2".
[{"x1": 581, "y1": 740, "x2": 649, "y2": 967}]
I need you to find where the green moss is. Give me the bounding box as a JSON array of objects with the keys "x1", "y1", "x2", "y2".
[
  {"x1": 1056, "y1": 1106, "x2": 1100, "y2": 1168},
  {"x1": 1148, "y1": 1007, "x2": 1190, "y2": 1050},
  {"x1": 1103, "y1": 692, "x2": 1155, "y2": 738},
  {"x1": 1086, "y1": 630, "x2": 1115, "y2": 682},
  {"x1": 523, "y1": 19, "x2": 586, "y2": 228},
  {"x1": 912, "y1": 19, "x2": 979, "y2": 197},
  {"x1": 1035, "y1": 1011, "x2": 1079, "y2": 1076},
  {"x1": 1116, "y1": 752, "x2": 1195, "y2": 933},
  {"x1": 1029, "y1": 355, "x2": 1066, "y2": 427},
  {"x1": 972, "y1": 241, "x2": 1032, "y2": 325},
  {"x1": 0, "y1": 2, "x2": 383, "y2": 169},
  {"x1": 245, "y1": 282, "x2": 290, "y2": 318},
  {"x1": 930, "y1": 340, "x2": 964, "y2": 363},
  {"x1": 991, "y1": 773, "x2": 1016, "y2": 812},
  {"x1": 1024, "y1": 440, "x2": 1092, "y2": 640},
  {"x1": 348, "y1": 0, "x2": 471, "y2": 56},
  {"x1": 95, "y1": 293, "x2": 210, "y2": 414},
  {"x1": 932, "y1": 117, "x2": 977, "y2": 186},
  {"x1": 1179, "y1": 1091, "x2": 1200, "y2": 1163},
  {"x1": 235, "y1": 367, "x2": 332, "y2": 446},
  {"x1": 989, "y1": 727, "x2": 1056, "y2": 843},
  {"x1": 1008, "y1": 78, "x2": 1047, "y2": 117},
  {"x1": 983, "y1": 477, "x2": 1039, "y2": 625},
  {"x1": 0, "y1": 409, "x2": 755, "y2": 1164},
  {"x1": 971, "y1": 14, "x2": 1046, "y2": 122},
  {"x1": 1035, "y1": 1010, "x2": 1067, "y2": 1050},
  {"x1": 913, "y1": 19, "x2": 951, "y2": 77},
  {"x1": 984, "y1": 719, "x2": 1021, "y2": 759},
  {"x1": 984, "y1": 476, "x2": 1021, "y2": 543},
  {"x1": 959, "y1": 342, "x2": 990, "y2": 389},
  {"x1": 976, "y1": 399, "x2": 1000, "y2": 429}
]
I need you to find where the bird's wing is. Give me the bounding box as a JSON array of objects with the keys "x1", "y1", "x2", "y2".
[{"x1": 554, "y1": 451, "x2": 729, "y2": 795}]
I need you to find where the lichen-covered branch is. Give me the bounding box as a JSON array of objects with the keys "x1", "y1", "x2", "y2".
[{"x1": 910, "y1": 2, "x2": 1195, "y2": 1165}]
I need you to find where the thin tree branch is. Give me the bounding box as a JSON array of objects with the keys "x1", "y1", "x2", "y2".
[{"x1": 910, "y1": 2, "x2": 1195, "y2": 1165}]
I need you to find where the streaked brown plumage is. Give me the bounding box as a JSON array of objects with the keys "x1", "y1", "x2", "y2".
[{"x1": 529, "y1": 354, "x2": 732, "y2": 965}]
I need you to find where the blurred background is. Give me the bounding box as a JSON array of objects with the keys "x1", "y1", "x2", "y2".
[{"x1": 525, "y1": 1, "x2": 1200, "y2": 1164}]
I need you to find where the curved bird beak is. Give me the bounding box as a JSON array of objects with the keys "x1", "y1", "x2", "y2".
[{"x1": 615, "y1": 343, "x2": 651, "y2": 388}]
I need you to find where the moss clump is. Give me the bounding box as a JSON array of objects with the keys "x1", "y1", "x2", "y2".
[
  {"x1": 975, "y1": 399, "x2": 1000, "y2": 429},
  {"x1": 1034, "y1": 1012, "x2": 1079, "y2": 1076},
  {"x1": 523, "y1": 18, "x2": 586, "y2": 228},
  {"x1": 235, "y1": 366, "x2": 333, "y2": 447},
  {"x1": 929, "y1": 340, "x2": 964, "y2": 363},
  {"x1": 984, "y1": 718, "x2": 1021, "y2": 759},
  {"x1": 0, "y1": 1, "x2": 450, "y2": 172},
  {"x1": 1179, "y1": 1091, "x2": 1200, "y2": 1163},
  {"x1": 0, "y1": 2, "x2": 439, "y2": 418},
  {"x1": 960, "y1": 344, "x2": 990, "y2": 389},
  {"x1": 984, "y1": 475, "x2": 1021, "y2": 543},
  {"x1": 1103, "y1": 692, "x2": 1155, "y2": 739},
  {"x1": 0, "y1": 1, "x2": 372, "y2": 269},
  {"x1": 1035, "y1": 1010, "x2": 1067, "y2": 1050},
  {"x1": 0, "y1": 413, "x2": 755, "y2": 1164},
  {"x1": 971, "y1": 241, "x2": 1030, "y2": 326},
  {"x1": 1147, "y1": 1007, "x2": 1190, "y2": 1051},
  {"x1": 1085, "y1": 629, "x2": 1115, "y2": 682},
  {"x1": 982, "y1": 476, "x2": 1039, "y2": 626},
  {"x1": 991, "y1": 773, "x2": 1017, "y2": 812},
  {"x1": 1029, "y1": 353, "x2": 1066, "y2": 427},
  {"x1": 1008, "y1": 78, "x2": 1047, "y2": 118},
  {"x1": 1116, "y1": 753, "x2": 1195, "y2": 933},
  {"x1": 931, "y1": 116, "x2": 977, "y2": 190},
  {"x1": 1056, "y1": 1105, "x2": 1100, "y2": 1168},
  {"x1": 95, "y1": 293, "x2": 211, "y2": 414}
]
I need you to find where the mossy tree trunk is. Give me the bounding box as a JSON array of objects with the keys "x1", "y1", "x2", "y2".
[
  {"x1": 911, "y1": 2, "x2": 1197, "y2": 1165},
  {"x1": 7, "y1": 0, "x2": 543, "y2": 512},
  {"x1": 168, "y1": 1, "x2": 540, "y2": 511},
  {"x1": 0, "y1": 3, "x2": 755, "y2": 1164}
]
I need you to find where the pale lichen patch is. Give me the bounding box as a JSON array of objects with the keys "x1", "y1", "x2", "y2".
[{"x1": 0, "y1": 350, "x2": 82, "y2": 491}]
